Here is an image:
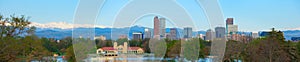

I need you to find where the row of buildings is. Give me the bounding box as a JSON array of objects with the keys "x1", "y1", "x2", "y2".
[
  {"x1": 95, "y1": 17, "x2": 261, "y2": 42},
  {"x1": 204, "y1": 18, "x2": 259, "y2": 42},
  {"x1": 131, "y1": 16, "x2": 193, "y2": 40}
]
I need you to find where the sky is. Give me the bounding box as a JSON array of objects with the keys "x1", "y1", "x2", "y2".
[{"x1": 0, "y1": 0, "x2": 300, "y2": 32}]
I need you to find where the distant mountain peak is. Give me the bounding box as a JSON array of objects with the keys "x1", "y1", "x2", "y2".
[
  {"x1": 29, "y1": 22, "x2": 111, "y2": 29},
  {"x1": 284, "y1": 27, "x2": 300, "y2": 31}
]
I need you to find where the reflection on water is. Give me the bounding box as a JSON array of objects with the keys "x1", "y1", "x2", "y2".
[{"x1": 85, "y1": 54, "x2": 216, "y2": 62}]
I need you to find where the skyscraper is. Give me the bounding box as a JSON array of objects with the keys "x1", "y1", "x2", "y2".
[
  {"x1": 226, "y1": 18, "x2": 234, "y2": 25},
  {"x1": 251, "y1": 32, "x2": 259, "y2": 38},
  {"x1": 132, "y1": 32, "x2": 143, "y2": 40},
  {"x1": 153, "y1": 16, "x2": 160, "y2": 38},
  {"x1": 215, "y1": 27, "x2": 226, "y2": 38},
  {"x1": 205, "y1": 29, "x2": 215, "y2": 41},
  {"x1": 144, "y1": 28, "x2": 151, "y2": 39},
  {"x1": 159, "y1": 18, "x2": 166, "y2": 37},
  {"x1": 169, "y1": 28, "x2": 178, "y2": 40},
  {"x1": 226, "y1": 18, "x2": 238, "y2": 34},
  {"x1": 183, "y1": 27, "x2": 193, "y2": 38},
  {"x1": 226, "y1": 18, "x2": 238, "y2": 40},
  {"x1": 227, "y1": 25, "x2": 238, "y2": 34}
]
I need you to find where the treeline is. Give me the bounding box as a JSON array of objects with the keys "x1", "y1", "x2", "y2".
[
  {"x1": 0, "y1": 15, "x2": 73, "y2": 61},
  {"x1": 224, "y1": 28, "x2": 300, "y2": 62}
]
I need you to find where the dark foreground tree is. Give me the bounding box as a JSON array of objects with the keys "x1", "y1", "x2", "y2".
[
  {"x1": 242, "y1": 28, "x2": 295, "y2": 62},
  {"x1": 0, "y1": 15, "x2": 50, "y2": 61},
  {"x1": 0, "y1": 15, "x2": 35, "y2": 39}
]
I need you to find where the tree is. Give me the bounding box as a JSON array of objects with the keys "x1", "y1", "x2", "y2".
[
  {"x1": 0, "y1": 15, "x2": 51, "y2": 61},
  {"x1": 224, "y1": 40, "x2": 245, "y2": 62},
  {"x1": 0, "y1": 35, "x2": 51, "y2": 62},
  {"x1": 165, "y1": 40, "x2": 181, "y2": 58},
  {"x1": 141, "y1": 38, "x2": 151, "y2": 53},
  {"x1": 198, "y1": 38, "x2": 207, "y2": 59},
  {"x1": 0, "y1": 15, "x2": 35, "y2": 39},
  {"x1": 65, "y1": 46, "x2": 76, "y2": 62},
  {"x1": 242, "y1": 28, "x2": 293, "y2": 62},
  {"x1": 183, "y1": 38, "x2": 200, "y2": 62},
  {"x1": 129, "y1": 40, "x2": 142, "y2": 47},
  {"x1": 70, "y1": 38, "x2": 97, "y2": 61},
  {"x1": 21, "y1": 36, "x2": 52, "y2": 61}
]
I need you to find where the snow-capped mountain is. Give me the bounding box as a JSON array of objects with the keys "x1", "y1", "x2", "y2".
[
  {"x1": 284, "y1": 27, "x2": 300, "y2": 31},
  {"x1": 29, "y1": 22, "x2": 300, "y2": 40},
  {"x1": 29, "y1": 22, "x2": 111, "y2": 29}
]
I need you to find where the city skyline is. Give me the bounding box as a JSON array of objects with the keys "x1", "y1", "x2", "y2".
[
  {"x1": 1, "y1": 0, "x2": 300, "y2": 62},
  {"x1": 0, "y1": 0, "x2": 300, "y2": 32}
]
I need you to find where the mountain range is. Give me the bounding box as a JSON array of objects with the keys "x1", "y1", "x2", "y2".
[{"x1": 32, "y1": 22, "x2": 300, "y2": 40}]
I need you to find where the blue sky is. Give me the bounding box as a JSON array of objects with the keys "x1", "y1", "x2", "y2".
[{"x1": 0, "y1": 0, "x2": 300, "y2": 31}]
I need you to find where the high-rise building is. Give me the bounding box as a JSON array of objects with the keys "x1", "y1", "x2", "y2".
[
  {"x1": 169, "y1": 28, "x2": 178, "y2": 40},
  {"x1": 183, "y1": 27, "x2": 193, "y2": 38},
  {"x1": 226, "y1": 18, "x2": 239, "y2": 40},
  {"x1": 144, "y1": 28, "x2": 151, "y2": 39},
  {"x1": 226, "y1": 18, "x2": 236, "y2": 34},
  {"x1": 226, "y1": 18, "x2": 234, "y2": 25},
  {"x1": 159, "y1": 18, "x2": 166, "y2": 38},
  {"x1": 205, "y1": 29, "x2": 215, "y2": 41},
  {"x1": 215, "y1": 27, "x2": 226, "y2": 38},
  {"x1": 227, "y1": 25, "x2": 238, "y2": 34},
  {"x1": 153, "y1": 16, "x2": 160, "y2": 39},
  {"x1": 251, "y1": 32, "x2": 259, "y2": 38},
  {"x1": 132, "y1": 32, "x2": 143, "y2": 40}
]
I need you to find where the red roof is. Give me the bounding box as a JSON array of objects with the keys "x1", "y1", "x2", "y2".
[
  {"x1": 101, "y1": 47, "x2": 115, "y2": 50},
  {"x1": 100, "y1": 47, "x2": 142, "y2": 50},
  {"x1": 128, "y1": 47, "x2": 142, "y2": 50}
]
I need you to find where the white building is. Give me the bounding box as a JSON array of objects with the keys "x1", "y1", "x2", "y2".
[
  {"x1": 144, "y1": 28, "x2": 151, "y2": 38},
  {"x1": 94, "y1": 35, "x2": 106, "y2": 40},
  {"x1": 251, "y1": 32, "x2": 259, "y2": 38},
  {"x1": 227, "y1": 25, "x2": 238, "y2": 34},
  {"x1": 159, "y1": 18, "x2": 166, "y2": 38},
  {"x1": 96, "y1": 42, "x2": 144, "y2": 57}
]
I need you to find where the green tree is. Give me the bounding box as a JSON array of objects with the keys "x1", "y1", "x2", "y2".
[
  {"x1": 0, "y1": 15, "x2": 35, "y2": 39},
  {"x1": 0, "y1": 35, "x2": 51, "y2": 61},
  {"x1": 70, "y1": 38, "x2": 97, "y2": 61},
  {"x1": 224, "y1": 40, "x2": 245, "y2": 62},
  {"x1": 65, "y1": 45, "x2": 76, "y2": 62},
  {"x1": 242, "y1": 28, "x2": 293, "y2": 62},
  {"x1": 165, "y1": 40, "x2": 181, "y2": 58},
  {"x1": 198, "y1": 38, "x2": 207, "y2": 59},
  {"x1": 183, "y1": 38, "x2": 200, "y2": 62},
  {"x1": 0, "y1": 15, "x2": 51, "y2": 61}
]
